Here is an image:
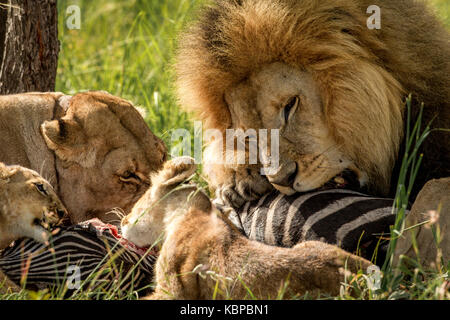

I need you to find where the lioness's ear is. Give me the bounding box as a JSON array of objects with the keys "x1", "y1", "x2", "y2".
[
  {"x1": 41, "y1": 119, "x2": 97, "y2": 168},
  {"x1": 0, "y1": 163, "x2": 16, "y2": 185},
  {"x1": 0, "y1": 163, "x2": 8, "y2": 184}
]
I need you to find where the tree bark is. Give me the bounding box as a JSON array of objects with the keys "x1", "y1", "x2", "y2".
[{"x1": 0, "y1": 0, "x2": 59, "y2": 94}]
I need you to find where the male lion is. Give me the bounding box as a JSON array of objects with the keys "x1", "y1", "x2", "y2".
[
  {"x1": 121, "y1": 157, "x2": 372, "y2": 299},
  {"x1": 0, "y1": 91, "x2": 167, "y2": 223},
  {"x1": 0, "y1": 163, "x2": 67, "y2": 293},
  {"x1": 175, "y1": 0, "x2": 450, "y2": 207}
]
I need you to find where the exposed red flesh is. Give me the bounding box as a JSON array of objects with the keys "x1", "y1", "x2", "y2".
[{"x1": 82, "y1": 219, "x2": 158, "y2": 256}]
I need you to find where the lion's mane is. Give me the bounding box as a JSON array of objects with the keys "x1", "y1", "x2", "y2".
[{"x1": 175, "y1": 0, "x2": 450, "y2": 196}]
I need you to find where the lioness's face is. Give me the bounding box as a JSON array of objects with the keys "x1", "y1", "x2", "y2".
[
  {"x1": 41, "y1": 92, "x2": 167, "y2": 223},
  {"x1": 224, "y1": 62, "x2": 365, "y2": 194},
  {"x1": 0, "y1": 165, "x2": 67, "y2": 248}
]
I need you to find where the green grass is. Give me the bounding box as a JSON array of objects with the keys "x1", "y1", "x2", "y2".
[
  {"x1": 56, "y1": 0, "x2": 206, "y2": 147},
  {"x1": 1, "y1": 0, "x2": 449, "y2": 300},
  {"x1": 432, "y1": 0, "x2": 450, "y2": 27}
]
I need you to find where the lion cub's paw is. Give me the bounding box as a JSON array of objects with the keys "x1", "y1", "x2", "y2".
[{"x1": 160, "y1": 156, "x2": 197, "y2": 187}]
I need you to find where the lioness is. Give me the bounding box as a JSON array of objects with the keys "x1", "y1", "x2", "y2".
[
  {"x1": 121, "y1": 157, "x2": 372, "y2": 299},
  {"x1": 0, "y1": 91, "x2": 167, "y2": 223},
  {"x1": 175, "y1": 0, "x2": 450, "y2": 207},
  {"x1": 0, "y1": 162, "x2": 67, "y2": 293}
]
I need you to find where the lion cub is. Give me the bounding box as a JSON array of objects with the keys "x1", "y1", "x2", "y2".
[
  {"x1": 0, "y1": 162, "x2": 68, "y2": 293},
  {"x1": 122, "y1": 157, "x2": 372, "y2": 299}
]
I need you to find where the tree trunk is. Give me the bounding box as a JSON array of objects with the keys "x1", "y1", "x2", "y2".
[{"x1": 0, "y1": 0, "x2": 59, "y2": 94}]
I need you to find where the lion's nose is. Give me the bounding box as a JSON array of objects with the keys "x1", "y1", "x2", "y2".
[{"x1": 267, "y1": 161, "x2": 298, "y2": 187}]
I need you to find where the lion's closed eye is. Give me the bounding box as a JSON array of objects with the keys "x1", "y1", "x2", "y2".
[{"x1": 282, "y1": 96, "x2": 299, "y2": 124}]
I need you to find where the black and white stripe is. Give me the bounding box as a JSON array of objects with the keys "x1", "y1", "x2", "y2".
[
  {"x1": 216, "y1": 189, "x2": 404, "y2": 261},
  {"x1": 0, "y1": 223, "x2": 155, "y2": 295}
]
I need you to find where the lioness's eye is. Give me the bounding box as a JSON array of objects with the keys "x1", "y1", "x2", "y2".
[
  {"x1": 283, "y1": 96, "x2": 299, "y2": 123},
  {"x1": 119, "y1": 171, "x2": 141, "y2": 184},
  {"x1": 34, "y1": 183, "x2": 48, "y2": 196}
]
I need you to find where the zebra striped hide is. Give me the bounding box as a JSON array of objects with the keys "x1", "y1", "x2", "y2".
[
  {"x1": 0, "y1": 221, "x2": 156, "y2": 296},
  {"x1": 215, "y1": 189, "x2": 405, "y2": 262}
]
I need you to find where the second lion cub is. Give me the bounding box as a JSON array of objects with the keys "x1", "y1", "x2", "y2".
[{"x1": 121, "y1": 157, "x2": 372, "y2": 299}]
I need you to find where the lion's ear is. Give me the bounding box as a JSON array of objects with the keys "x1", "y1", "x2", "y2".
[{"x1": 40, "y1": 119, "x2": 97, "y2": 168}]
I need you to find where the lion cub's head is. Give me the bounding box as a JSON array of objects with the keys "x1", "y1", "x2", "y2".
[
  {"x1": 121, "y1": 157, "x2": 210, "y2": 248},
  {"x1": 0, "y1": 163, "x2": 68, "y2": 249}
]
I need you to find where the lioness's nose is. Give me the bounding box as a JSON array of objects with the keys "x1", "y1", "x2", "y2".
[
  {"x1": 267, "y1": 161, "x2": 298, "y2": 187},
  {"x1": 52, "y1": 204, "x2": 69, "y2": 225},
  {"x1": 57, "y1": 209, "x2": 66, "y2": 219}
]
